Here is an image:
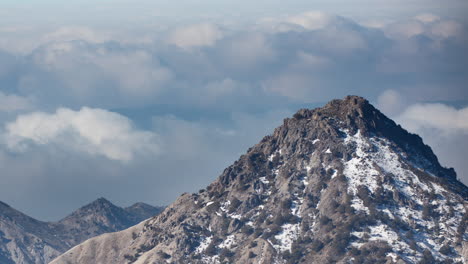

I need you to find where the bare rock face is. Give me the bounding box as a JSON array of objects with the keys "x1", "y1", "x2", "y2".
[
  {"x1": 52, "y1": 96, "x2": 468, "y2": 264},
  {"x1": 0, "y1": 202, "x2": 64, "y2": 264},
  {"x1": 0, "y1": 198, "x2": 163, "y2": 264}
]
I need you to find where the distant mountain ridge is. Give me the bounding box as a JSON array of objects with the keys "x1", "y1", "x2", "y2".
[
  {"x1": 0, "y1": 198, "x2": 164, "y2": 264},
  {"x1": 52, "y1": 96, "x2": 467, "y2": 264}
]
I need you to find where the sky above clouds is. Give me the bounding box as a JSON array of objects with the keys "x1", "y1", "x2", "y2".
[{"x1": 0, "y1": 1, "x2": 467, "y2": 220}]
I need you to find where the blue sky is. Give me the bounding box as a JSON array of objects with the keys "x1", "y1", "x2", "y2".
[
  {"x1": 0, "y1": 1, "x2": 467, "y2": 220},
  {"x1": 3, "y1": 0, "x2": 468, "y2": 24}
]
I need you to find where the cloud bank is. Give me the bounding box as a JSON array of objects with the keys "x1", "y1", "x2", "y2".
[{"x1": 0, "y1": 11, "x2": 466, "y2": 220}]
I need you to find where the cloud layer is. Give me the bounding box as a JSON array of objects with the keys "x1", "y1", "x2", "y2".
[
  {"x1": 1, "y1": 12, "x2": 466, "y2": 110},
  {"x1": 0, "y1": 11, "x2": 466, "y2": 220}
]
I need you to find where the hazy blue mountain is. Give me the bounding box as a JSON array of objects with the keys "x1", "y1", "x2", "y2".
[{"x1": 0, "y1": 198, "x2": 163, "y2": 264}]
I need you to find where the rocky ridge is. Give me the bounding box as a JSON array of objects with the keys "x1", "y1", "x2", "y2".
[
  {"x1": 0, "y1": 198, "x2": 163, "y2": 264},
  {"x1": 52, "y1": 96, "x2": 468, "y2": 264}
]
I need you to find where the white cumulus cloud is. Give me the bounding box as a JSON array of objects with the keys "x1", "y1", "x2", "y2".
[
  {"x1": 28, "y1": 42, "x2": 173, "y2": 105},
  {"x1": 397, "y1": 103, "x2": 468, "y2": 134},
  {"x1": 395, "y1": 103, "x2": 468, "y2": 184},
  {"x1": 41, "y1": 26, "x2": 109, "y2": 45},
  {"x1": 167, "y1": 23, "x2": 223, "y2": 49},
  {"x1": 3, "y1": 107, "x2": 160, "y2": 162},
  {"x1": 286, "y1": 11, "x2": 335, "y2": 31},
  {"x1": 414, "y1": 13, "x2": 440, "y2": 23},
  {"x1": 431, "y1": 20, "x2": 463, "y2": 39},
  {"x1": 217, "y1": 32, "x2": 276, "y2": 70},
  {"x1": 385, "y1": 20, "x2": 426, "y2": 39},
  {"x1": 376, "y1": 89, "x2": 408, "y2": 116},
  {"x1": 262, "y1": 73, "x2": 318, "y2": 101}
]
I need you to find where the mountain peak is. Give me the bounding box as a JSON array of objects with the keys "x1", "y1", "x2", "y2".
[
  {"x1": 292, "y1": 95, "x2": 386, "y2": 133},
  {"x1": 92, "y1": 197, "x2": 113, "y2": 205},
  {"x1": 62, "y1": 198, "x2": 120, "y2": 221},
  {"x1": 125, "y1": 202, "x2": 161, "y2": 212},
  {"x1": 324, "y1": 95, "x2": 372, "y2": 114},
  {"x1": 294, "y1": 95, "x2": 370, "y2": 116},
  {"x1": 73, "y1": 197, "x2": 117, "y2": 212},
  {"x1": 55, "y1": 197, "x2": 164, "y2": 250},
  {"x1": 0, "y1": 198, "x2": 164, "y2": 264},
  {"x1": 52, "y1": 96, "x2": 468, "y2": 264},
  {"x1": 289, "y1": 96, "x2": 456, "y2": 181}
]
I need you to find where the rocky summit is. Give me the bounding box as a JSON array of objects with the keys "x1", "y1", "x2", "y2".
[{"x1": 52, "y1": 96, "x2": 468, "y2": 264}]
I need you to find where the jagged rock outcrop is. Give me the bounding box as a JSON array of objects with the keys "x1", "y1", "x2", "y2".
[
  {"x1": 0, "y1": 198, "x2": 163, "y2": 264},
  {"x1": 52, "y1": 96, "x2": 468, "y2": 264}
]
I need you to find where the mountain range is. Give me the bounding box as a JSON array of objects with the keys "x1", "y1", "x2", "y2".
[
  {"x1": 0, "y1": 198, "x2": 163, "y2": 264},
  {"x1": 50, "y1": 96, "x2": 468, "y2": 264}
]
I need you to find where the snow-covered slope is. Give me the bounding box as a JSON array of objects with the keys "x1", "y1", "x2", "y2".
[
  {"x1": 52, "y1": 96, "x2": 468, "y2": 264},
  {"x1": 0, "y1": 198, "x2": 163, "y2": 264}
]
